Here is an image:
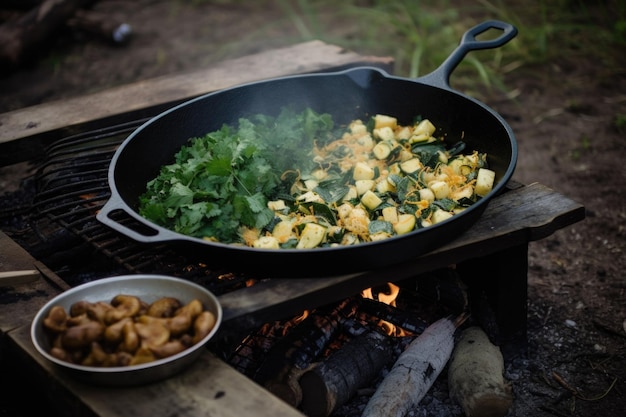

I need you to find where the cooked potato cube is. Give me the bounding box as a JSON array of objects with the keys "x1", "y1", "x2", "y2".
[
  {"x1": 374, "y1": 114, "x2": 397, "y2": 130},
  {"x1": 428, "y1": 180, "x2": 450, "y2": 199},
  {"x1": 413, "y1": 119, "x2": 436, "y2": 136},
  {"x1": 400, "y1": 158, "x2": 423, "y2": 174},
  {"x1": 393, "y1": 213, "x2": 416, "y2": 235},
  {"x1": 431, "y1": 209, "x2": 453, "y2": 224},
  {"x1": 353, "y1": 162, "x2": 375, "y2": 180},
  {"x1": 382, "y1": 206, "x2": 399, "y2": 223},
  {"x1": 475, "y1": 168, "x2": 495, "y2": 196},
  {"x1": 355, "y1": 179, "x2": 375, "y2": 196},
  {"x1": 419, "y1": 188, "x2": 435, "y2": 203}
]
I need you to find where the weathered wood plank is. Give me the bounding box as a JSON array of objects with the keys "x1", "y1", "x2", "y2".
[
  {"x1": 7, "y1": 324, "x2": 305, "y2": 417},
  {"x1": 0, "y1": 40, "x2": 393, "y2": 165}
]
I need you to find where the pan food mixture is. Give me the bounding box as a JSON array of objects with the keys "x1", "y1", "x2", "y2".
[{"x1": 138, "y1": 108, "x2": 494, "y2": 249}]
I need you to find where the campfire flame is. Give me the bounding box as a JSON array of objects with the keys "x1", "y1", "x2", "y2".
[{"x1": 361, "y1": 283, "x2": 406, "y2": 336}]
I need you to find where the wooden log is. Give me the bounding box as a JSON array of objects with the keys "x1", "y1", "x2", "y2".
[
  {"x1": 299, "y1": 329, "x2": 393, "y2": 417},
  {"x1": 358, "y1": 298, "x2": 429, "y2": 335},
  {"x1": 253, "y1": 297, "x2": 360, "y2": 407},
  {"x1": 448, "y1": 326, "x2": 513, "y2": 417},
  {"x1": 361, "y1": 315, "x2": 466, "y2": 417},
  {"x1": 0, "y1": 0, "x2": 91, "y2": 69}
]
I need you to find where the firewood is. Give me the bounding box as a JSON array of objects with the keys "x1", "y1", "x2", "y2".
[
  {"x1": 0, "y1": 0, "x2": 92, "y2": 69},
  {"x1": 253, "y1": 297, "x2": 360, "y2": 407},
  {"x1": 361, "y1": 315, "x2": 466, "y2": 417},
  {"x1": 448, "y1": 326, "x2": 513, "y2": 417},
  {"x1": 298, "y1": 329, "x2": 393, "y2": 417}
]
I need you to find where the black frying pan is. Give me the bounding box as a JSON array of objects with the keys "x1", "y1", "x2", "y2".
[{"x1": 97, "y1": 20, "x2": 518, "y2": 277}]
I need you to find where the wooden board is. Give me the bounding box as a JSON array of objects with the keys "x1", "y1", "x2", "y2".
[{"x1": 0, "y1": 40, "x2": 393, "y2": 165}]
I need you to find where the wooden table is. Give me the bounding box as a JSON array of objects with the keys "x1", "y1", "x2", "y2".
[{"x1": 0, "y1": 42, "x2": 585, "y2": 417}]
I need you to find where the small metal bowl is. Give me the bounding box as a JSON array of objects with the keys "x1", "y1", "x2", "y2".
[{"x1": 31, "y1": 274, "x2": 222, "y2": 386}]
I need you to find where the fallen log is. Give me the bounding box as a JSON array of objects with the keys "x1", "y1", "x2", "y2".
[
  {"x1": 0, "y1": 0, "x2": 92, "y2": 69},
  {"x1": 361, "y1": 314, "x2": 466, "y2": 417},
  {"x1": 299, "y1": 329, "x2": 393, "y2": 417},
  {"x1": 448, "y1": 326, "x2": 513, "y2": 417}
]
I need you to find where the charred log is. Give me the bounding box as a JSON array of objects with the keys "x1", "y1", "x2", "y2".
[
  {"x1": 253, "y1": 297, "x2": 360, "y2": 407},
  {"x1": 299, "y1": 329, "x2": 394, "y2": 417}
]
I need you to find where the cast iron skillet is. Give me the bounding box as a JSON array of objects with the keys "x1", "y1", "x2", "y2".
[{"x1": 97, "y1": 20, "x2": 518, "y2": 277}]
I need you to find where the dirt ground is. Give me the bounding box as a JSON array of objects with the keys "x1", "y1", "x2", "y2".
[{"x1": 0, "y1": 1, "x2": 625, "y2": 416}]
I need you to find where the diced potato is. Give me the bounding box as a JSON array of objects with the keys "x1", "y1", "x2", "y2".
[
  {"x1": 398, "y1": 148, "x2": 414, "y2": 161},
  {"x1": 373, "y1": 126, "x2": 395, "y2": 142},
  {"x1": 353, "y1": 162, "x2": 375, "y2": 180},
  {"x1": 475, "y1": 168, "x2": 495, "y2": 197},
  {"x1": 395, "y1": 126, "x2": 412, "y2": 140},
  {"x1": 296, "y1": 223, "x2": 327, "y2": 249},
  {"x1": 400, "y1": 158, "x2": 422, "y2": 174},
  {"x1": 374, "y1": 114, "x2": 397, "y2": 130},
  {"x1": 413, "y1": 119, "x2": 436, "y2": 136},
  {"x1": 337, "y1": 203, "x2": 354, "y2": 220},
  {"x1": 267, "y1": 200, "x2": 286, "y2": 211},
  {"x1": 388, "y1": 162, "x2": 402, "y2": 176},
  {"x1": 428, "y1": 180, "x2": 450, "y2": 199},
  {"x1": 431, "y1": 209, "x2": 453, "y2": 224},
  {"x1": 376, "y1": 177, "x2": 396, "y2": 193},
  {"x1": 393, "y1": 213, "x2": 416, "y2": 235},
  {"x1": 253, "y1": 236, "x2": 280, "y2": 249},
  {"x1": 311, "y1": 169, "x2": 328, "y2": 181},
  {"x1": 418, "y1": 188, "x2": 435, "y2": 203},
  {"x1": 361, "y1": 190, "x2": 383, "y2": 210},
  {"x1": 356, "y1": 134, "x2": 375, "y2": 150},
  {"x1": 355, "y1": 179, "x2": 375, "y2": 196},
  {"x1": 382, "y1": 206, "x2": 399, "y2": 224},
  {"x1": 349, "y1": 120, "x2": 367, "y2": 135}
]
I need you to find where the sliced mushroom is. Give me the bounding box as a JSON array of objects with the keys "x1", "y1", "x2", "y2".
[
  {"x1": 43, "y1": 305, "x2": 68, "y2": 333},
  {"x1": 105, "y1": 294, "x2": 141, "y2": 324}
]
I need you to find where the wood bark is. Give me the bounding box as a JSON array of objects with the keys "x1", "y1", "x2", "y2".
[
  {"x1": 448, "y1": 326, "x2": 513, "y2": 417},
  {"x1": 298, "y1": 330, "x2": 393, "y2": 417},
  {"x1": 361, "y1": 315, "x2": 464, "y2": 417},
  {"x1": 253, "y1": 297, "x2": 360, "y2": 407},
  {"x1": 0, "y1": 0, "x2": 92, "y2": 69}
]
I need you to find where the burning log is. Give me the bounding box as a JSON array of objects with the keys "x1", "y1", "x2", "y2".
[
  {"x1": 361, "y1": 314, "x2": 467, "y2": 417},
  {"x1": 298, "y1": 329, "x2": 393, "y2": 417},
  {"x1": 253, "y1": 297, "x2": 360, "y2": 407},
  {"x1": 448, "y1": 326, "x2": 513, "y2": 417},
  {"x1": 359, "y1": 297, "x2": 428, "y2": 335}
]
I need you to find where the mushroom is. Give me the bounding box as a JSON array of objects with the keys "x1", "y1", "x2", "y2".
[
  {"x1": 86, "y1": 301, "x2": 115, "y2": 324},
  {"x1": 134, "y1": 319, "x2": 170, "y2": 347},
  {"x1": 119, "y1": 320, "x2": 140, "y2": 353},
  {"x1": 43, "y1": 305, "x2": 68, "y2": 334},
  {"x1": 146, "y1": 297, "x2": 182, "y2": 318},
  {"x1": 192, "y1": 310, "x2": 217, "y2": 344},
  {"x1": 104, "y1": 316, "x2": 132, "y2": 344},
  {"x1": 149, "y1": 340, "x2": 188, "y2": 359},
  {"x1": 104, "y1": 294, "x2": 141, "y2": 324},
  {"x1": 61, "y1": 320, "x2": 105, "y2": 350}
]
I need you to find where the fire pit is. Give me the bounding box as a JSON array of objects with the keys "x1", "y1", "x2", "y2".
[{"x1": 0, "y1": 42, "x2": 584, "y2": 417}]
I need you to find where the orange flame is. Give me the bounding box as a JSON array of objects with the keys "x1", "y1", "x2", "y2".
[{"x1": 361, "y1": 283, "x2": 405, "y2": 336}]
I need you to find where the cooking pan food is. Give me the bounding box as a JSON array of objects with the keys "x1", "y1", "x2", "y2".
[{"x1": 97, "y1": 20, "x2": 518, "y2": 277}]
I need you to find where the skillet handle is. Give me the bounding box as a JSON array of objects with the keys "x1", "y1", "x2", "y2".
[
  {"x1": 417, "y1": 20, "x2": 518, "y2": 89},
  {"x1": 96, "y1": 193, "x2": 182, "y2": 243}
]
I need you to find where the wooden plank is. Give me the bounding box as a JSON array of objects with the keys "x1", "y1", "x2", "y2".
[
  {"x1": 0, "y1": 41, "x2": 393, "y2": 165},
  {"x1": 7, "y1": 324, "x2": 305, "y2": 417}
]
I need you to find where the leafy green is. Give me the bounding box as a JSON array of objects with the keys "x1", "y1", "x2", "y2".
[{"x1": 138, "y1": 107, "x2": 335, "y2": 243}]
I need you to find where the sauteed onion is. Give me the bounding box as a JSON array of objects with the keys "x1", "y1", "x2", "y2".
[{"x1": 138, "y1": 108, "x2": 494, "y2": 249}]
